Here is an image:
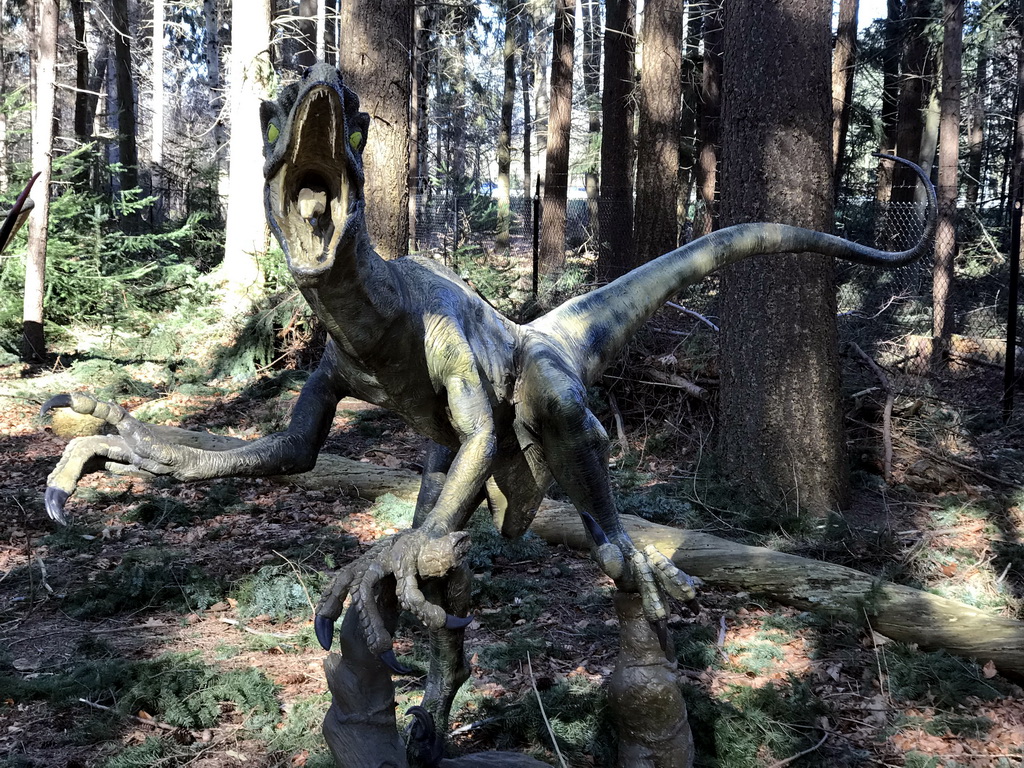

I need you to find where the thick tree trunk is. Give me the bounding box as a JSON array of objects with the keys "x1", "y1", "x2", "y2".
[
  {"x1": 718, "y1": 0, "x2": 848, "y2": 515},
  {"x1": 598, "y1": 0, "x2": 635, "y2": 280},
  {"x1": 252, "y1": 453, "x2": 1024, "y2": 677},
  {"x1": 892, "y1": 0, "x2": 936, "y2": 205},
  {"x1": 539, "y1": 0, "x2": 575, "y2": 277},
  {"x1": 339, "y1": 0, "x2": 411, "y2": 260},
  {"x1": 409, "y1": 1, "x2": 431, "y2": 251},
  {"x1": 204, "y1": 0, "x2": 226, "y2": 176},
  {"x1": 633, "y1": 0, "x2": 683, "y2": 265},
  {"x1": 933, "y1": 0, "x2": 963, "y2": 344},
  {"x1": 831, "y1": 0, "x2": 859, "y2": 193},
  {"x1": 22, "y1": 0, "x2": 58, "y2": 362},
  {"x1": 695, "y1": 0, "x2": 722, "y2": 237}
]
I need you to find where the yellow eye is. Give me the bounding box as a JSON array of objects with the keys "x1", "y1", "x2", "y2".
[
  {"x1": 349, "y1": 131, "x2": 362, "y2": 150},
  {"x1": 267, "y1": 123, "x2": 280, "y2": 143}
]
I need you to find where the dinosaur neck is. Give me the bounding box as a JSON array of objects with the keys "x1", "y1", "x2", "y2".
[{"x1": 300, "y1": 225, "x2": 405, "y2": 355}]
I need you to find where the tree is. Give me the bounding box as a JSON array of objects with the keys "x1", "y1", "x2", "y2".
[
  {"x1": 22, "y1": 0, "x2": 58, "y2": 361},
  {"x1": 151, "y1": 0, "x2": 165, "y2": 216},
  {"x1": 204, "y1": 0, "x2": 226, "y2": 175},
  {"x1": 678, "y1": 3, "x2": 702, "y2": 232},
  {"x1": 598, "y1": 0, "x2": 635, "y2": 279},
  {"x1": 933, "y1": 0, "x2": 963, "y2": 344},
  {"x1": 220, "y1": 0, "x2": 273, "y2": 312},
  {"x1": 581, "y1": 0, "x2": 601, "y2": 247},
  {"x1": 832, "y1": 0, "x2": 859, "y2": 192},
  {"x1": 112, "y1": 0, "x2": 138, "y2": 195},
  {"x1": 892, "y1": 0, "x2": 937, "y2": 204},
  {"x1": 538, "y1": 0, "x2": 575, "y2": 275},
  {"x1": 875, "y1": 0, "x2": 903, "y2": 206},
  {"x1": 695, "y1": 0, "x2": 722, "y2": 236},
  {"x1": 496, "y1": 0, "x2": 518, "y2": 252},
  {"x1": 632, "y1": 0, "x2": 683, "y2": 265},
  {"x1": 339, "y1": 0, "x2": 411, "y2": 260},
  {"x1": 965, "y1": 0, "x2": 989, "y2": 207},
  {"x1": 718, "y1": 0, "x2": 847, "y2": 514}
]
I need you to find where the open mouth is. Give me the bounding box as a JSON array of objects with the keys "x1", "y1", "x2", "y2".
[{"x1": 266, "y1": 85, "x2": 358, "y2": 276}]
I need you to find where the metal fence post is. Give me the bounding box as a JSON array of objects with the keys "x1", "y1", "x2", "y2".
[
  {"x1": 1004, "y1": 199, "x2": 1022, "y2": 422},
  {"x1": 532, "y1": 175, "x2": 540, "y2": 299}
]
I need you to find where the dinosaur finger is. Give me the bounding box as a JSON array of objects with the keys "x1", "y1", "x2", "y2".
[
  {"x1": 45, "y1": 436, "x2": 134, "y2": 525},
  {"x1": 354, "y1": 560, "x2": 394, "y2": 655},
  {"x1": 45, "y1": 488, "x2": 70, "y2": 526},
  {"x1": 644, "y1": 544, "x2": 697, "y2": 602},
  {"x1": 650, "y1": 618, "x2": 671, "y2": 659},
  {"x1": 314, "y1": 615, "x2": 336, "y2": 651},
  {"x1": 631, "y1": 549, "x2": 668, "y2": 623}
]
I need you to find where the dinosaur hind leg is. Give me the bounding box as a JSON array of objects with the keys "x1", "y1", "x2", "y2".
[{"x1": 412, "y1": 441, "x2": 473, "y2": 733}]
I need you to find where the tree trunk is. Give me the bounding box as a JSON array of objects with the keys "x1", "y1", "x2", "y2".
[
  {"x1": 71, "y1": 0, "x2": 91, "y2": 147},
  {"x1": 518, "y1": 4, "x2": 533, "y2": 203},
  {"x1": 496, "y1": 0, "x2": 518, "y2": 253},
  {"x1": 875, "y1": 0, "x2": 902, "y2": 208},
  {"x1": 151, "y1": 0, "x2": 165, "y2": 220},
  {"x1": 204, "y1": 0, "x2": 226, "y2": 177},
  {"x1": 678, "y1": 2, "x2": 702, "y2": 235},
  {"x1": 409, "y1": 1, "x2": 431, "y2": 251},
  {"x1": 229, "y1": 452, "x2": 1024, "y2": 677},
  {"x1": 295, "y1": 0, "x2": 317, "y2": 69},
  {"x1": 695, "y1": 0, "x2": 722, "y2": 237},
  {"x1": 582, "y1": 0, "x2": 601, "y2": 249},
  {"x1": 598, "y1": 0, "x2": 635, "y2": 280},
  {"x1": 220, "y1": 0, "x2": 272, "y2": 313},
  {"x1": 965, "y1": 0, "x2": 988, "y2": 208},
  {"x1": 933, "y1": 0, "x2": 963, "y2": 344},
  {"x1": 112, "y1": 0, "x2": 138, "y2": 195},
  {"x1": 338, "y1": 0, "x2": 411, "y2": 260},
  {"x1": 633, "y1": 0, "x2": 683, "y2": 265},
  {"x1": 538, "y1": 0, "x2": 575, "y2": 276},
  {"x1": 22, "y1": 0, "x2": 58, "y2": 362},
  {"x1": 892, "y1": 0, "x2": 936, "y2": 205},
  {"x1": 831, "y1": 0, "x2": 859, "y2": 194},
  {"x1": 718, "y1": 0, "x2": 848, "y2": 515}
]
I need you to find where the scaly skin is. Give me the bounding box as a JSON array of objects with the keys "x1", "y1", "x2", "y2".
[{"x1": 42, "y1": 64, "x2": 936, "y2": 745}]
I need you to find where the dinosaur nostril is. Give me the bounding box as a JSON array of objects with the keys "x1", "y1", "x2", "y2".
[{"x1": 302, "y1": 67, "x2": 312, "y2": 79}]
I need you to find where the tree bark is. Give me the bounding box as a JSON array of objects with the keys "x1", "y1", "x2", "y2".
[
  {"x1": 518, "y1": 4, "x2": 533, "y2": 203},
  {"x1": 831, "y1": 0, "x2": 859, "y2": 193},
  {"x1": 204, "y1": 0, "x2": 226, "y2": 176},
  {"x1": 933, "y1": 0, "x2": 963, "y2": 344},
  {"x1": 718, "y1": 0, "x2": 848, "y2": 515},
  {"x1": 695, "y1": 0, "x2": 722, "y2": 237},
  {"x1": 338, "y1": 0, "x2": 411, "y2": 261},
  {"x1": 678, "y1": 2, "x2": 702, "y2": 234},
  {"x1": 633, "y1": 0, "x2": 683, "y2": 265},
  {"x1": 598, "y1": 0, "x2": 636, "y2": 280},
  {"x1": 220, "y1": 0, "x2": 272, "y2": 313},
  {"x1": 22, "y1": 0, "x2": 58, "y2": 361},
  {"x1": 539, "y1": 0, "x2": 575, "y2": 277},
  {"x1": 409, "y1": 1, "x2": 431, "y2": 251},
  {"x1": 892, "y1": 0, "x2": 936, "y2": 205}
]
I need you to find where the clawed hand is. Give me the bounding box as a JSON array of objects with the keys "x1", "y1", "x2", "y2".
[{"x1": 314, "y1": 527, "x2": 474, "y2": 658}]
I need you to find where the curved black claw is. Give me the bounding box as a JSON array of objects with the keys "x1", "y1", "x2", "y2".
[
  {"x1": 314, "y1": 614, "x2": 335, "y2": 651},
  {"x1": 45, "y1": 487, "x2": 70, "y2": 526},
  {"x1": 579, "y1": 510, "x2": 610, "y2": 546},
  {"x1": 444, "y1": 613, "x2": 473, "y2": 630},
  {"x1": 405, "y1": 705, "x2": 444, "y2": 768},
  {"x1": 39, "y1": 394, "x2": 73, "y2": 418},
  {"x1": 380, "y1": 649, "x2": 413, "y2": 675},
  {"x1": 651, "y1": 618, "x2": 671, "y2": 660}
]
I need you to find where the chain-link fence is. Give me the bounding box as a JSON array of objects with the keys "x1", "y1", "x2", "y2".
[{"x1": 407, "y1": 183, "x2": 1022, "y2": 418}]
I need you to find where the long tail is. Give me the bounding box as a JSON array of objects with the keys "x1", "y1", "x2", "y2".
[{"x1": 529, "y1": 155, "x2": 936, "y2": 385}]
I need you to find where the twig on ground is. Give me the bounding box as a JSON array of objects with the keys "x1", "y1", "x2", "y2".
[
  {"x1": 765, "y1": 732, "x2": 829, "y2": 768},
  {"x1": 218, "y1": 617, "x2": 294, "y2": 639},
  {"x1": 606, "y1": 389, "x2": 629, "y2": 458},
  {"x1": 272, "y1": 548, "x2": 316, "y2": 616},
  {"x1": 78, "y1": 698, "x2": 177, "y2": 731},
  {"x1": 527, "y1": 652, "x2": 567, "y2": 768},
  {"x1": 665, "y1": 301, "x2": 719, "y2": 331}
]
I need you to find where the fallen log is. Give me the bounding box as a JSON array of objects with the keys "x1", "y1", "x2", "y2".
[
  {"x1": 281, "y1": 452, "x2": 1024, "y2": 677},
  {"x1": 97, "y1": 425, "x2": 1024, "y2": 678}
]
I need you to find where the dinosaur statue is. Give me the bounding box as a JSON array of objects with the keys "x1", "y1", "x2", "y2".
[
  {"x1": 0, "y1": 173, "x2": 38, "y2": 255},
  {"x1": 42, "y1": 64, "x2": 935, "y2": 754}
]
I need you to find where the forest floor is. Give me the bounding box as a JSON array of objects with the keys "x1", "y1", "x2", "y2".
[{"x1": 2, "y1": 337, "x2": 1024, "y2": 768}]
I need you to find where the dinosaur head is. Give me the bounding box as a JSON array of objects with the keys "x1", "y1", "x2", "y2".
[{"x1": 261, "y1": 64, "x2": 370, "y2": 287}]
